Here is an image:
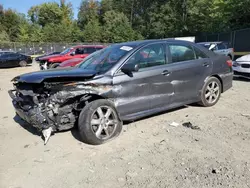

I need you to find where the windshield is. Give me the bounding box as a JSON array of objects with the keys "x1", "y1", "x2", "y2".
[
  {"x1": 60, "y1": 48, "x2": 73, "y2": 55},
  {"x1": 79, "y1": 45, "x2": 134, "y2": 73}
]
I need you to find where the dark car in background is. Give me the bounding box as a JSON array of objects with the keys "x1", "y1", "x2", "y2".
[
  {"x1": 0, "y1": 51, "x2": 32, "y2": 68},
  {"x1": 9, "y1": 40, "x2": 233, "y2": 145}
]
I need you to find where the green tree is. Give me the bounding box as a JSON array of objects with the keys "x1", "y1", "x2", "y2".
[
  {"x1": 102, "y1": 10, "x2": 142, "y2": 43},
  {"x1": 60, "y1": 0, "x2": 74, "y2": 25},
  {"x1": 82, "y1": 19, "x2": 102, "y2": 42},
  {"x1": 17, "y1": 24, "x2": 30, "y2": 42},
  {"x1": 0, "y1": 30, "x2": 10, "y2": 42},
  {"x1": 78, "y1": 0, "x2": 100, "y2": 29}
]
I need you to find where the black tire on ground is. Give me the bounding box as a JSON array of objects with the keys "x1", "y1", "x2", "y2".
[
  {"x1": 228, "y1": 55, "x2": 232, "y2": 60},
  {"x1": 78, "y1": 99, "x2": 122, "y2": 145},
  {"x1": 19, "y1": 60, "x2": 27, "y2": 67},
  {"x1": 199, "y1": 77, "x2": 222, "y2": 107},
  {"x1": 50, "y1": 63, "x2": 60, "y2": 69}
]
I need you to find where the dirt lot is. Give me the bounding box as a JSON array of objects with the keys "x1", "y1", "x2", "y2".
[{"x1": 0, "y1": 63, "x2": 249, "y2": 188}]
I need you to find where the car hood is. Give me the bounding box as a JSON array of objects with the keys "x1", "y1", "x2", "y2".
[
  {"x1": 39, "y1": 54, "x2": 63, "y2": 61},
  {"x1": 13, "y1": 68, "x2": 97, "y2": 84},
  {"x1": 236, "y1": 54, "x2": 250, "y2": 62}
]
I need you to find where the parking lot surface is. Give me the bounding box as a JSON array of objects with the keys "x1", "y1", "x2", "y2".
[{"x1": 0, "y1": 64, "x2": 249, "y2": 188}]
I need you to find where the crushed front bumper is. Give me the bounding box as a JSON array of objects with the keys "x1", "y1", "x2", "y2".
[{"x1": 8, "y1": 89, "x2": 51, "y2": 131}]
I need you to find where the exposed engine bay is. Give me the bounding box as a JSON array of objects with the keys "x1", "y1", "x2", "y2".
[{"x1": 9, "y1": 78, "x2": 113, "y2": 144}]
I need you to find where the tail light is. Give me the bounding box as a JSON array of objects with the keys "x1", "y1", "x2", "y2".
[
  {"x1": 232, "y1": 48, "x2": 234, "y2": 52},
  {"x1": 226, "y1": 60, "x2": 233, "y2": 67}
]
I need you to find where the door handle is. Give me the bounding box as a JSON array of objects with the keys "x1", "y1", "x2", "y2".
[
  {"x1": 162, "y1": 70, "x2": 171, "y2": 76},
  {"x1": 203, "y1": 62, "x2": 210, "y2": 67}
]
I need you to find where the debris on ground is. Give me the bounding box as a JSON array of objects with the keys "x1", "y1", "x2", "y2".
[
  {"x1": 42, "y1": 127, "x2": 53, "y2": 145},
  {"x1": 212, "y1": 168, "x2": 218, "y2": 174},
  {"x1": 169, "y1": 122, "x2": 179, "y2": 127},
  {"x1": 240, "y1": 113, "x2": 250, "y2": 119},
  {"x1": 182, "y1": 122, "x2": 201, "y2": 130}
]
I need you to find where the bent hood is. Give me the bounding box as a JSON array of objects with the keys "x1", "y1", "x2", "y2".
[
  {"x1": 13, "y1": 68, "x2": 97, "y2": 84},
  {"x1": 236, "y1": 54, "x2": 250, "y2": 62}
]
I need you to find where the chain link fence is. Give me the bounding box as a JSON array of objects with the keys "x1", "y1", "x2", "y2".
[
  {"x1": 0, "y1": 42, "x2": 106, "y2": 56},
  {"x1": 196, "y1": 28, "x2": 250, "y2": 55}
]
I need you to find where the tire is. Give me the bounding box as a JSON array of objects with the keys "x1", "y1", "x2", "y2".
[
  {"x1": 199, "y1": 77, "x2": 222, "y2": 107},
  {"x1": 228, "y1": 55, "x2": 232, "y2": 60},
  {"x1": 50, "y1": 63, "x2": 60, "y2": 69},
  {"x1": 78, "y1": 99, "x2": 122, "y2": 145},
  {"x1": 19, "y1": 60, "x2": 27, "y2": 67}
]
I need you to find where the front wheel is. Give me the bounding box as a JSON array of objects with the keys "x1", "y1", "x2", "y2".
[
  {"x1": 78, "y1": 99, "x2": 122, "y2": 145},
  {"x1": 50, "y1": 63, "x2": 60, "y2": 69},
  {"x1": 199, "y1": 77, "x2": 222, "y2": 107}
]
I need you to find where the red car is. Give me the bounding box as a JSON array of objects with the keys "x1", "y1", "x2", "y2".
[
  {"x1": 59, "y1": 58, "x2": 84, "y2": 68},
  {"x1": 39, "y1": 45, "x2": 105, "y2": 69}
]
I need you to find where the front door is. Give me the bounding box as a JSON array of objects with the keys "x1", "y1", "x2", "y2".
[
  {"x1": 166, "y1": 43, "x2": 213, "y2": 104},
  {"x1": 113, "y1": 42, "x2": 174, "y2": 118}
]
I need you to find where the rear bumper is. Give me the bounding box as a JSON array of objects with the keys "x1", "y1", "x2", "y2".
[{"x1": 220, "y1": 72, "x2": 233, "y2": 93}]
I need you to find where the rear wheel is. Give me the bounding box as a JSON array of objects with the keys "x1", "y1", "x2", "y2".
[
  {"x1": 78, "y1": 99, "x2": 122, "y2": 145},
  {"x1": 19, "y1": 60, "x2": 27, "y2": 67},
  {"x1": 199, "y1": 77, "x2": 222, "y2": 107}
]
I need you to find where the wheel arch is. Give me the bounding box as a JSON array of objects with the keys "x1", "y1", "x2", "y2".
[{"x1": 210, "y1": 75, "x2": 224, "y2": 93}]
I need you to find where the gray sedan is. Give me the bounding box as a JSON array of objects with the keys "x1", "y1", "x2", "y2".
[{"x1": 9, "y1": 39, "x2": 233, "y2": 145}]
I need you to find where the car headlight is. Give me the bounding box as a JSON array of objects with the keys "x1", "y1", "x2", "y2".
[{"x1": 233, "y1": 61, "x2": 240, "y2": 67}]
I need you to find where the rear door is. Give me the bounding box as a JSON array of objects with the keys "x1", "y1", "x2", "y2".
[
  {"x1": 165, "y1": 42, "x2": 212, "y2": 104},
  {"x1": 5, "y1": 53, "x2": 20, "y2": 67},
  {"x1": 113, "y1": 42, "x2": 174, "y2": 117}
]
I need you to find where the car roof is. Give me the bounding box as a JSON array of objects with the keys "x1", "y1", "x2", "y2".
[
  {"x1": 198, "y1": 41, "x2": 225, "y2": 45},
  {"x1": 111, "y1": 39, "x2": 194, "y2": 48},
  {"x1": 0, "y1": 51, "x2": 15, "y2": 53},
  {"x1": 72, "y1": 45, "x2": 106, "y2": 48}
]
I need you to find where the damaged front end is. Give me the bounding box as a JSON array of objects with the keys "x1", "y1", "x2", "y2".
[{"x1": 9, "y1": 77, "x2": 112, "y2": 144}]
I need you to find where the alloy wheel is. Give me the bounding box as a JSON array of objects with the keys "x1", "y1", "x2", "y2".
[
  {"x1": 90, "y1": 106, "x2": 118, "y2": 140},
  {"x1": 205, "y1": 81, "x2": 220, "y2": 104}
]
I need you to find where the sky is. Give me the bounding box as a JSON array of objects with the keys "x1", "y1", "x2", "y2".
[{"x1": 1, "y1": 0, "x2": 82, "y2": 18}]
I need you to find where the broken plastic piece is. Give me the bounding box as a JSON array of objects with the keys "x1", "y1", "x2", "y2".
[
  {"x1": 169, "y1": 122, "x2": 179, "y2": 127},
  {"x1": 182, "y1": 122, "x2": 201, "y2": 130},
  {"x1": 42, "y1": 127, "x2": 53, "y2": 145}
]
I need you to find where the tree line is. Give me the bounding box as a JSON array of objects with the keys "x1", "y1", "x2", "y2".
[{"x1": 0, "y1": 0, "x2": 250, "y2": 43}]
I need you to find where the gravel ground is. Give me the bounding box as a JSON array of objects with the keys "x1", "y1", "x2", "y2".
[{"x1": 0, "y1": 63, "x2": 249, "y2": 188}]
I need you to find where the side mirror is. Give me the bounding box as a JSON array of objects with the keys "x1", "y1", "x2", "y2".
[
  {"x1": 70, "y1": 52, "x2": 75, "y2": 56},
  {"x1": 121, "y1": 64, "x2": 139, "y2": 74}
]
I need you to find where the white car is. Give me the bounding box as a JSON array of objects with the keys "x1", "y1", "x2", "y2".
[{"x1": 233, "y1": 54, "x2": 250, "y2": 79}]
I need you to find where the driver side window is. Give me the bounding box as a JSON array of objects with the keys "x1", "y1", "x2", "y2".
[
  {"x1": 75, "y1": 48, "x2": 84, "y2": 55},
  {"x1": 126, "y1": 43, "x2": 166, "y2": 69}
]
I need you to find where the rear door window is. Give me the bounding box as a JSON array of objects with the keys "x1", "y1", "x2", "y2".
[
  {"x1": 193, "y1": 47, "x2": 208, "y2": 59},
  {"x1": 84, "y1": 47, "x2": 96, "y2": 54},
  {"x1": 75, "y1": 48, "x2": 85, "y2": 55},
  {"x1": 217, "y1": 43, "x2": 226, "y2": 50},
  {"x1": 169, "y1": 44, "x2": 196, "y2": 63}
]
